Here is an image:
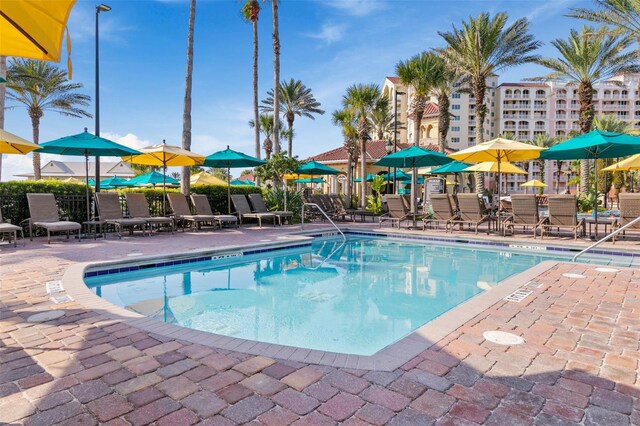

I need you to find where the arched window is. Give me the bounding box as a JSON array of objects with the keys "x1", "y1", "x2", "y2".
[{"x1": 426, "y1": 124, "x2": 433, "y2": 139}]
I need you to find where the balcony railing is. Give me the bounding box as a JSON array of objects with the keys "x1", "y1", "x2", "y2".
[{"x1": 503, "y1": 125, "x2": 516, "y2": 130}]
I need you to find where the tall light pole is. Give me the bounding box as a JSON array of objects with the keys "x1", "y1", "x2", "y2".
[
  {"x1": 393, "y1": 90, "x2": 405, "y2": 194},
  {"x1": 94, "y1": 3, "x2": 111, "y2": 193},
  {"x1": 385, "y1": 140, "x2": 393, "y2": 194}
]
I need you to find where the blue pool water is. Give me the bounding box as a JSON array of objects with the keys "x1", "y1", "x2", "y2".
[{"x1": 85, "y1": 236, "x2": 631, "y2": 355}]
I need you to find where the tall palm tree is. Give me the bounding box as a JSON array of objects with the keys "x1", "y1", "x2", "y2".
[
  {"x1": 261, "y1": 79, "x2": 324, "y2": 157},
  {"x1": 439, "y1": 12, "x2": 541, "y2": 193},
  {"x1": 271, "y1": 0, "x2": 281, "y2": 154},
  {"x1": 342, "y1": 84, "x2": 380, "y2": 208},
  {"x1": 532, "y1": 25, "x2": 639, "y2": 193},
  {"x1": 430, "y1": 52, "x2": 465, "y2": 153},
  {"x1": 6, "y1": 59, "x2": 91, "y2": 180},
  {"x1": 181, "y1": 0, "x2": 196, "y2": 194},
  {"x1": 241, "y1": 0, "x2": 261, "y2": 159},
  {"x1": 332, "y1": 108, "x2": 359, "y2": 206},
  {"x1": 593, "y1": 114, "x2": 632, "y2": 133},
  {"x1": 529, "y1": 133, "x2": 555, "y2": 190},
  {"x1": 368, "y1": 95, "x2": 394, "y2": 140},
  {"x1": 248, "y1": 113, "x2": 285, "y2": 159},
  {"x1": 568, "y1": 1, "x2": 640, "y2": 49}
]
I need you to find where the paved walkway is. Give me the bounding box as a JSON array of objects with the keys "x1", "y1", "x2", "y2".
[{"x1": 1, "y1": 224, "x2": 638, "y2": 425}]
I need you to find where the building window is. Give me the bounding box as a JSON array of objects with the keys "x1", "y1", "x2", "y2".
[
  {"x1": 451, "y1": 126, "x2": 460, "y2": 132},
  {"x1": 452, "y1": 93, "x2": 461, "y2": 99},
  {"x1": 451, "y1": 137, "x2": 460, "y2": 143},
  {"x1": 452, "y1": 115, "x2": 460, "y2": 121},
  {"x1": 452, "y1": 104, "x2": 461, "y2": 110}
]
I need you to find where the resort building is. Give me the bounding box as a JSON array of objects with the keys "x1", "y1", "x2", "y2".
[{"x1": 16, "y1": 160, "x2": 136, "y2": 181}]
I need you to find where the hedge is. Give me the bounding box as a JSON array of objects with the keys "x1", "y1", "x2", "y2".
[{"x1": 191, "y1": 185, "x2": 261, "y2": 213}]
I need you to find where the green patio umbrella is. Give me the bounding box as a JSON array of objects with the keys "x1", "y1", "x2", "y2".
[
  {"x1": 230, "y1": 179, "x2": 255, "y2": 186},
  {"x1": 203, "y1": 146, "x2": 266, "y2": 213},
  {"x1": 295, "y1": 177, "x2": 325, "y2": 184},
  {"x1": 295, "y1": 160, "x2": 340, "y2": 175},
  {"x1": 100, "y1": 176, "x2": 133, "y2": 190},
  {"x1": 38, "y1": 128, "x2": 141, "y2": 221},
  {"x1": 353, "y1": 174, "x2": 379, "y2": 183},
  {"x1": 375, "y1": 146, "x2": 452, "y2": 218},
  {"x1": 381, "y1": 170, "x2": 412, "y2": 181},
  {"x1": 128, "y1": 171, "x2": 179, "y2": 187},
  {"x1": 540, "y1": 130, "x2": 640, "y2": 233},
  {"x1": 430, "y1": 161, "x2": 471, "y2": 174}
]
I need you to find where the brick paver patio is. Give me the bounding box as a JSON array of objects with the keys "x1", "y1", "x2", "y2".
[{"x1": 1, "y1": 224, "x2": 638, "y2": 425}]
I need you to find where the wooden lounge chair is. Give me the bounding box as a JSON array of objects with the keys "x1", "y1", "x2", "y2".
[
  {"x1": 26, "y1": 193, "x2": 81, "y2": 243},
  {"x1": 125, "y1": 193, "x2": 174, "y2": 233},
  {"x1": 0, "y1": 207, "x2": 24, "y2": 247},
  {"x1": 503, "y1": 194, "x2": 544, "y2": 237},
  {"x1": 95, "y1": 193, "x2": 149, "y2": 238},
  {"x1": 379, "y1": 195, "x2": 411, "y2": 228},
  {"x1": 450, "y1": 194, "x2": 492, "y2": 234},
  {"x1": 540, "y1": 195, "x2": 584, "y2": 239},
  {"x1": 167, "y1": 193, "x2": 216, "y2": 231},
  {"x1": 190, "y1": 194, "x2": 239, "y2": 228},
  {"x1": 423, "y1": 194, "x2": 459, "y2": 231},
  {"x1": 613, "y1": 193, "x2": 640, "y2": 242},
  {"x1": 248, "y1": 193, "x2": 292, "y2": 225},
  {"x1": 333, "y1": 194, "x2": 370, "y2": 222},
  {"x1": 231, "y1": 194, "x2": 276, "y2": 227}
]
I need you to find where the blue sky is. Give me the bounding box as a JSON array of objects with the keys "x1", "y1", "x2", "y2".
[{"x1": 3, "y1": 0, "x2": 592, "y2": 179}]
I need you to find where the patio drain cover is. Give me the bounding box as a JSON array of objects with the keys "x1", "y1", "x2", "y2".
[
  {"x1": 483, "y1": 331, "x2": 525, "y2": 346},
  {"x1": 595, "y1": 267, "x2": 619, "y2": 273},
  {"x1": 562, "y1": 273, "x2": 586, "y2": 279},
  {"x1": 27, "y1": 310, "x2": 65, "y2": 322}
]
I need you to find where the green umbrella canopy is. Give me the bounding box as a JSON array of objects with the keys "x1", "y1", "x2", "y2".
[
  {"x1": 381, "y1": 170, "x2": 412, "y2": 181},
  {"x1": 430, "y1": 161, "x2": 471, "y2": 174},
  {"x1": 203, "y1": 146, "x2": 266, "y2": 168},
  {"x1": 128, "y1": 171, "x2": 179, "y2": 187},
  {"x1": 295, "y1": 177, "x2": 325, "y2": 183},
  {"x1": 38, "y1": 128, "x2": 141, "y2": 157},
  {"x1": 230, "y1": 179, "x2": 255, "y2": 186},
  {"x1": 353, "y1": 173, "x2": 379, "y2": 183},
  {"x1": 0, "y1": 76, "x2": 6, "y2": 83},
  {"x1": 295, "y1": 160, "x2": 340, "y2": 175},
  {"x1": 375, "y1": 146, "x2": 453, "y2": 168},
  {"x1": 540, "y1": 130, "x2": 640, "y2": 160},
  {"x1": 100, "y1": 176, "x2": 133, "y2": 189}
]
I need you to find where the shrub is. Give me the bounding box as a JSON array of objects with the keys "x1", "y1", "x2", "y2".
[
  {"x1": 191, "y1": 184, "x2": 261, "y2": 214},
  {"x1": 263, "y1": 188, "x2": 302, "y2": 221}
]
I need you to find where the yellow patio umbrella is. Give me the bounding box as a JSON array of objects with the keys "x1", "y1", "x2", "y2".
[
  {"x1": 0, "y1": 0, "x2": 76, "y2": 74},
  {"x1": 62, "y1": 177, "x2": 83, "y2": 183},
  {"x1": 190, "y1": 172, "x2": 227, "y2": 186},
  {"x1": 521, "y1": 179, "x2": 547, "y2": 188},
  {"x1": 283, "y1": 173, "x2": 313, "y2": 180},
  {"x1": 0, "y1": 129, "x2": 40, "y2": 154},
  {"x1": 124, "y1": 140, "x2": 205, "y2": 214},
  {"x1": 602, "y1": 153, "x2": 640, "y2": 171},
  {"x1": 464, "y1": 162, "x2": 527, "y2": 174}
]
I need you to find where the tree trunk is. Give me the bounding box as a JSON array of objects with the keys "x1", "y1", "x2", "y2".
[
  {"x1": 411, "y1": 106, "x2": 424, "y2": 215},
  {"x1": 360, "y1": 137, "x2": 366, "y2": 208},
  {"x1": 181, "y1": 0, "x2": 196, "y2": 195},
  {"x1": 271, "y1": 0, "x2": 281, "y2": 154},
  {"x1": 539, "y1": 160, "x2": 545, "y2": 194},
  {"x1": 31, "y1": 115, "x2": 41, "y2": 180},
  {"x1": 0, "y1": 56, "x2": 5, "y2": 181},
  {"x1": 473, "y1": 77, "x2": 487, "y2": 194},
  {"x1": 287, "y1": 114, "x2": 294, "y2": 157},
  {"x1": 578, "y1": 81, "x2": 595, "y2": 195},
  {"x1": 437, "y1": 92, "x2": 450, "y2": 153},
  {"x1": 555, "y1": 161, "x2": 562, "y2": 193},
  {"x1": 252, "y1": 18, "x2": 260, "y2": 159},
  {"x1": 346, "y1": 156, "x2": 352, "y2": 207}
]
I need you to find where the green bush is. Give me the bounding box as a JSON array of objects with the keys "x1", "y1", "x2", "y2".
[
  {"x1": 191, "y1": 184, "x2": 261, "y2": 214},
  {"x1": 263, "y1": 188, "x2": 303, "y2": 222},
  {"x1": 0, "y1": 180, "x2": 90, "y2": 226}
]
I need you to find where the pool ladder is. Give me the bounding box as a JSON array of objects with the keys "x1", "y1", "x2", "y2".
[
  {"x1": 301, "y1": 202, "x2": 346, "y2": 243},
  {"x1": 572, "y1": 215, "x2": 640, "y2": 262}
]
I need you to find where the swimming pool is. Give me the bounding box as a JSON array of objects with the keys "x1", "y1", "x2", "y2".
[{"x1": 84, "y1": 234, "x2": 636, "y2": 356}]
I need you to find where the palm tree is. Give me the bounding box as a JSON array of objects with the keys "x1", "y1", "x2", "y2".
[
  {"x1": 593, "y1": 114, "x2": 632, "y2": 133},
  {"x1": 439, "y1": 12, "x2": 541, "y2": 193},
  {"x1": 342, "y1": 84, "x2": 380, "y2": 208},
  {"x1": 249, "y1": 113, "x2": 285, "y2": 160},
  {"x1": 181, "y1": 0, "x2": 196, "y2": 194},
  {"x1": 6, "y1": 59, "x2": 91, "y2": 180},
  {"x1": 241, "y1": 0, "x2": 261, "y2": 159},
  {"x1": 532, "y1": 25, "x2": 639, "y2": 194},
  {"x1": 261, "y1": 79, "x2": 324, "y2": 157},
  {"x1": 568, "y1": 1, "x2": 640, "y2": 49},
  {"x1": 430, "y1": 52, "x2": 465, "y2": 153},
  {"x1": 368, "y1": 95, "x2": 394, "y2": 140},
  {"x1": 529, "y1": 133, "x2": 556, "y2": 191},
  {"x1": 332, "y1": 108, "x2": 359, "y2": 206},
  {"x1": 271, "y1": 0, "x2": 281, "y2": 154}
]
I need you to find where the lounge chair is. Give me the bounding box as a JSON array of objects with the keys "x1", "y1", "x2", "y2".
[
  {"x1": 503, "y1": 194, "x2": 543, "y2": 237},
  {"x1": 26, "y1": 193, "x2": 81, "y2": 243},
  {"x1": 190, "y1": 194, "x2": 239, "y2": 228},
  {"x1": 450, "y1": 194, "x2": 492, "y2": 234},
  {"x1": 379, "y1": 195, "x2": 411, "y2": 228},
  {"x1": 540, "y1": 195, "x2": 584, "y2": 239},
  {"x1": 95, "y1": 193, "x2": 149, "y2": 238},
  {"x1": 0, "y1": 207, "x2": 24, "y2": 247},
  {"x1": 613, "y1": 193, "x2": 640, "y2": 242},
  {"x1": 167, "y1": 193, "x2": 217, "y2": 231},
  {"x1": 334, "y1": 194, "x2": 371, "y2": 222},
  {"x1": 125, "y1": 193, "x2": 174, "y2": 233},
  {"x1": 248, "y1": 193, "x2": 292, "y2": 225},
  {"x1": 231, "y1": 194, "x2": 277, "y2": 227},
  {"x1": 314, "y1": 194, "x2": 337, "y2": 218},
  {"x1": 423, "y1": 194, "x2": 459, "y2": 231}
]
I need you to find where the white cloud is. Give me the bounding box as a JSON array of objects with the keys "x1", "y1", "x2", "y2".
[
  {"x1": 304, "y1": 23, "x2": 346, "y2": 45},
  {"x1": 1, "y1": 154, "x2": 35, "y2": 181},
  {"x1": 100, "y1": 132, "x2": 153, "y2": 151},
  {"x1": 67, "y1": 5, "x2": 135, "y2": 44},
  {"x1": 528, "y1": 0, "x2": 580, "y2": 22},
  {"x1": 322, "y1": 0, "x2": 387, "y2": 17}
]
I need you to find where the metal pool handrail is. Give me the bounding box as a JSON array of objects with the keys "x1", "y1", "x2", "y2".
[
  {"x1": 301, "y1": 202, "x2": 346, "y2": 242},
  {"x1": 300, "y1": 239, "x2": 346, "y2": 271},
  {"x1": 572, "y1": 215, "x2": 640, "y2": 262}
]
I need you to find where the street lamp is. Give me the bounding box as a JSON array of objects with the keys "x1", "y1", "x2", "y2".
[
  {"x1": 94, "y1": 3, "x2": 111, "y2": 193},
  {"x1": 393, "y1": 90, "x2": 405, "y2": 194},
  {"x1": 385, "y1": 140, "x2": 393, "y2": 194}
]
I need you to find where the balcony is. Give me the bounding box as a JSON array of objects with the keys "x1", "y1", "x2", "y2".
[
  {"x1": 555, "y1": 103, "x2": 568, "y2": 108},
  {"x1": 518, "y1": 124, "x2": 529, "y2": 130},
  {"x1": 535, "y1": 94, "x2": 546, "y2": 99},
  {"x1": 556, "y1": 114, "x2": 567, "y2": 119},
  {"x1": 534, "y1": 113, "x2": 547, "y2": 119},
  {"x1": 556, "y1": 124, "x2": 566, "y2": 130},
  {"x1": 534, "y1": 125, "x2": 545, "y2": 130},
  {"x1": 468, "y1": 120, "x2": 476, "y2": 125},
  {"x1": 503, "y1": 125, "x2": 516, "y2": 130},
  {"x1": 518, "y1": 114, "x2": 530, "y2": 119}
]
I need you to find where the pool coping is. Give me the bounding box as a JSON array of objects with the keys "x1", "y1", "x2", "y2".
[{"x1": 63, "y1": 235, "x2": 562, "y2": 371}]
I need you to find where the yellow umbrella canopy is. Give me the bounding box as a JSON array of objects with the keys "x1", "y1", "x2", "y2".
[
  {"x1": 62, "y1": 176, "x2": 83, "y2": 183},
  {"x1": 602, "y1": 153, "x2": 640, "y2": 172},
  {"x1": 190, "y1": 172, "x2": 227, "y2": 186},
  {"x1": 0, "y1": 0, "x2": 76, "y2": 63},
  {"x1": 0, "y1": 129, "x2": 40, "y2": 154},
  {"x1": 521, "y1": 179, "x2": 548, "y2": 188},
  {"x1": 283, "y1": 173, "x2": 313, "y2": 180},
  {"x1": 448, "y1": 138, "x2": 546, "y2": 163},
  {"x1": 464, "y1": 162, "x2": 527, "y2": 174},
  {"x1": 125, "y1": 141, "x2": 205, "y2": 167}
]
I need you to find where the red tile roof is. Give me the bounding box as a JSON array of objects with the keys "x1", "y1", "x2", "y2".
[
  {"x1": 307, "y1": 140, "x2": 455, "y2": 163},
  {"x1": 386, "y1": 77, "x2": 400, "y2": 84},
  {"x1": 424, "y1": 102, "x2": 439, "y2": 116}
]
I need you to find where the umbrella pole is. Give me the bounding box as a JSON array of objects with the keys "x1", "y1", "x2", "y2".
[
  {"x1": 411, "y1": 164, "x2": 417, "y2": 228},
  {"x1": 85, "y1": 154, "x2": 91, "y2": 222},
  {"x1": 594, "y1": 156, "x2": 598, "y2": 238},
  {"x1": 163, "y1": 164, "x2": 167, "y2": 216},
  {"x1": 497, "y1": 160, "x2": 501, "y2": 233},
  {"x1": 227, "y1": 167, "x2": 231, "y2": 214}
]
